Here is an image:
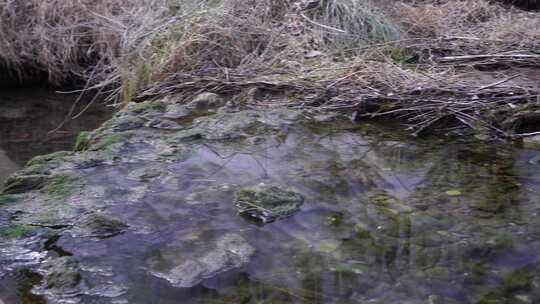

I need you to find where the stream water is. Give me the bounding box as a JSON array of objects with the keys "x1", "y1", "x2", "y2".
[
  {"x1": 0, "y1": 88, "x2": 112, "y2": 184},
  {"x1": 0, "y1": 100, "x2": 540, "y2": 304}
]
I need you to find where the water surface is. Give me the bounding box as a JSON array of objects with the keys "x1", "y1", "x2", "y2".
[
  {"x1": 0, "y1": 88, "x2": 112, "y2": 183},
  {"x1": 2, "y1": 109, "x2": 540, "y2": 303}
]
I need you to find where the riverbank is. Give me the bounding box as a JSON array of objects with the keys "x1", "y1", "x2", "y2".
[{"x1": 1, "y1": 0, "x2": 539, "y2": 138}]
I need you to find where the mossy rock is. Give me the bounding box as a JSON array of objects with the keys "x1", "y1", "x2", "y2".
[
  {"x1": 74, "y1": 131, "x2": 91, "y2": 151},
  {"x1": 43, "y1": 175, "x2": 82, "y2": 200},
  {"x1": 234, "y1": 184, "x2": 305, "y2": 223},
  {"x1": 2, "y1": 174, "x2": 50, "y2": 194},
  {"x1": 91, "y1": 133, "x2": 130, "y2": 151},
  {"x1": 26, "y1": 151, "x2": 71, "y2": 168}
]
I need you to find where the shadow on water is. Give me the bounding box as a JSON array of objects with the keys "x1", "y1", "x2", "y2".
[{"x1": 0, "y1": 88, "x2": 113, "y2": 184}]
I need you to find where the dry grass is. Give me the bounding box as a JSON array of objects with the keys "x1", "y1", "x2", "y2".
[
  {"x1": 394, "y1": 0, "x2": 502, "y2": 38},
  {"x1": 393, "y1": 0, "x2": 540, "y2": 47},
  {"x1": 0, "y1": 0, "x2": 134, "y2": 84},
  {"x1": 302, "y1": 0, "x2": 400, "y2": 50},
  {"x1": 1, "y1": 0, "x2": 539, "y2": 138}
]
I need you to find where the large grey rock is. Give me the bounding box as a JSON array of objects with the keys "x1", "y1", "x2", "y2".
[
  {"x1": 147, "y1": 233, "x2": 255, "y2": 288},
  {"x1": 187, "y1": 92, "x2": 226, "y2": 111},
  {"x1": 234, "y1": 184, "x2": 305, "y2": 223}
]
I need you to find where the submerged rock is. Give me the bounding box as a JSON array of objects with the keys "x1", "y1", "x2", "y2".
[
  {"x1": 234, "y1": 184, "x2": 305, "y2": 223},
  {"x1": 38, "y1": 257, "x2": 82, "y2": 296},
  {"x1": 127, "y1": 167, "x2": 162, "y2": 181},
  {"x1": 148, "y1": 233, "x2": 255, "y2": 288}
]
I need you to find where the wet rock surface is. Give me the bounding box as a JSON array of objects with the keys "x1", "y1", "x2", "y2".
[{"x1": 1, "y1": 98, "x2": 540, "y2": 303}]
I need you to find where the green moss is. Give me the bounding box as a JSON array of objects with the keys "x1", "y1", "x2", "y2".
[
  {"x1": 94, "y1": 133, "x2": 128, "y2": 150},
  {"x1": 74, "y1": 131, "x2": 91, "y2": 151},
  {"x1": 26, "y1": 151, "x2": 71, "y2": 167},
  {"x1": 2, "y1": 174, "x2": 49, "y2": 194},
  {"x1": 44, "y1": 175, "x2": 82, "y2": 200},
  {"x1": 0, "y1": 225, "x2": 36, "y2": 239}
]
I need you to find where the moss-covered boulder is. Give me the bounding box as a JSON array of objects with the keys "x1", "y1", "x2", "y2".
[{"x1": 234, "y1": 184, "x2": 305, "y2": 223}]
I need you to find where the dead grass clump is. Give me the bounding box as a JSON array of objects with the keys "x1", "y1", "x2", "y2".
[
  {"x1": 394, "y1": 0, "x2": 502, "y2": 38},
  {"x1": 302, "y1": 0, "x2": 400, "y2": 50},
  {"x1": 114, "y1": 0, "x2": 301, "y2": 102},
  {"x1": 482, "y1": 11, "x2": 540, "y2": 44},
  {"x1": 140, "y1": 0, "x2": 401, "y2": 83},
  {"x1": 0, "y1": 0, "x2": 142, "y2": 85},
  {"x1": 159, "y1": 10, "x2": 276, "y2": 74}
]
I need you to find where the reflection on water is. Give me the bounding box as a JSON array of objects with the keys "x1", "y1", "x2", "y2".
[
  {"x1": 0, "y1": 88, "x2": 112, "y2": 184},
  {"x1": 2, "y1": 112, "x2": 540, "y2": 303}
]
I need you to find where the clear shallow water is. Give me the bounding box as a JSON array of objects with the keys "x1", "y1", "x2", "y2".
[
  {"x1": 2, "y1": 112, "x2": 540, "y2": 303},
  {"x1": 0, "y1": 88, "x2": 112, "y2": 184}
]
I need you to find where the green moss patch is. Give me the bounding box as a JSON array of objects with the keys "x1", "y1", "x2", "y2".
[
  {"x1": 74, "y1": 131, "x2": 91, "y2": 151},
  {"x1": 0, "y1": 225, "x2": 36, "y2": 239},
  {"x1": 26, "y1": 151, "x2": 71, "y2": 168},
  {"x1": 44, "y1": 175, "x2": 82, "y2": 200},
  {"x1": 93, "y1": 133, "x2": 129, "y2": 151}
]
